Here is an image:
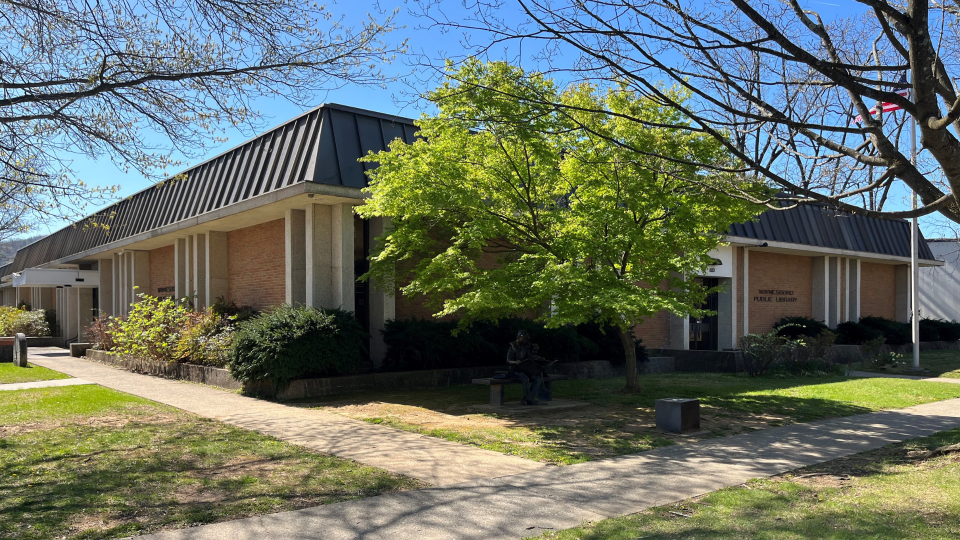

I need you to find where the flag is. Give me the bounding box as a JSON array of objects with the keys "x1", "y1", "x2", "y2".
[{"x1": 854, "y1": 74, "x2": 910, "y2": 123}]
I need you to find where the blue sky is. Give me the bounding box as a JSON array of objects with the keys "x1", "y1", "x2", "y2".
[{"x1": 39, "y1": 0, "x2": 951, "y2": 239}]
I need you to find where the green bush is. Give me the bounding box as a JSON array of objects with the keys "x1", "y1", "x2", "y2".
[
  {"x1": 919, "y1": 319, "x2": 940, "y2": 342},
  {"x1": 860, "y1": 316, "x2": 911, "y2": 345},
  {"x1": 229, "y1": 305, "x2": 368, "y2": 389},
  {"x1": 111, "y1": 294, "x2": 190, "y2": 362},
  {"x1": 740, "y1": 330, "x2": 799, "y2": 377},
  {"x1": 0, "y1": 307, "x2": 51, "y2": 337},
  {"x1": 834, "y1": 321, "x2": 885, "y2": 345},
  {"x1": 211, "y1": 296, "x2": 257, "y2": 323},
  {"x1": 85, "y1": 314, "x2": 118, "y2": 351},
  {"x1": 773, "y1": 316, "x2": 828, "y2": 339},
  {"x1": 380, "y1": 317, "x2": 633, "y2": 371},
  {"x1": 920, "y1": 318, "x2": 960, "y2": 341}
]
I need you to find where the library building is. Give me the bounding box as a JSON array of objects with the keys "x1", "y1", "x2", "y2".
[{"x1": 0, "y1": 104, "x2": 943, "y2": 364}]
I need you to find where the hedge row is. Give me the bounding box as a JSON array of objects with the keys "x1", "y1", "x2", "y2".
[
  {"x1": 773, "y1": 315, "x2": 960, "y2": 345},
  {"x1": 381, "y1": 317, "x2": 642, "y2": 371}
]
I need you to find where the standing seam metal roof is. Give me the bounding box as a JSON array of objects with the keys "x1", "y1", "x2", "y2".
[
  {"x1": 727, "y1": 203, "x2": 935, "y2": 260},
  {"x1": 7, "y1": 104, "x2": 418, "y2": 272}
]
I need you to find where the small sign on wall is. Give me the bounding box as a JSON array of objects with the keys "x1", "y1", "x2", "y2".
[
  {"x1": 157, "y1": 286, "x2": 175, "y2": 296},
  {"x1": 753, "y1": 289, "x2": 798, "y2": 303}
]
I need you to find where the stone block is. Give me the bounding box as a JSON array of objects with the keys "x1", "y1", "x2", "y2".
[
  {"x1": 655, "y1": 397, "x2": 700, "y2": 433},
  {"x1": 13, "y1": 333, "x2": 28, "y2": 367},
  {"x1": 70, "y1": 342, "x2": 92, "y2": 358}
]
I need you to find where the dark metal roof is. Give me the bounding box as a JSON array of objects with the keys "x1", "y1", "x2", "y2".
[
  {"x1": 8, "y1": 104, "x2": 417, "y2": 272},
  {"x1": 728, "y1": 203, "x2": 936, "y2": 260}
]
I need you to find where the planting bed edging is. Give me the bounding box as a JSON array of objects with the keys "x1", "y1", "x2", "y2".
[{"x1": 84, "y1": 349, "x2": 242, "y2": 390}]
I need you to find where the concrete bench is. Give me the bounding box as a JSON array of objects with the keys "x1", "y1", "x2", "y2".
[{"x1": 472, "y1": 373, "x2": 569, "y2": 406}]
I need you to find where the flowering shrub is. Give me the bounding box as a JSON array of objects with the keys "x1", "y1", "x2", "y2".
[
  {"x1": 111, "y1": 294, "x2": 189, "y2": 363},
  {"x1": 85, "y1": 314, "x2": 119, "y2": 351},
  {"x1": 0, "y1": 306, "x2": 51, "y2": 337},
  {"x1": 175, "y1": 310, "x2": 234, "y2": 367}
]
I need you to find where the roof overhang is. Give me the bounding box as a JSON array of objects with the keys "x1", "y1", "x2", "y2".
[
  {"x1": 725, "y1": 236, "x2": 945, "y2": 267},
  {"x1": 12, "y1": 269, "x2": 100, "y2": 288}
]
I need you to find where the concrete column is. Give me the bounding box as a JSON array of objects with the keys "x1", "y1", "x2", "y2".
[
  {"x1": 812, "y1": 256, "x2": 828, "y2": 324},
  {"x1": 175, "y1": 238, "x2": 188, "y2": 301},
  {"x1": 895, "y1": 264, "x2": 910, "y2": 323},
  {"x1": 67, "y1": 287, "x2": 79, "y2": 340},
  {"x1": 827, "y1": 256, "x2": 840, "y2": 328},
  {"x1": 123, "y1": 251, "x2": 134, "y2": 315},
  {"x1": 185, "y1": 236, "x2": 194, "y2": 298},
  {"x1": 741, "y1": 248, "x2": 750, "y2": 337},
  {"x1": 78, "y1": 288, "x2": 94, "y2": 337},
  {"x1": 132, "y1": 251, "x2": 149, "y2": 301},
  {"x1": 845, "y1": 258, "x2": 860, "y2": 322},
  {"x1": 113, "y1": 253, "x2": 121, "y2": 315},
  {"x1": 305, "y1": 204, "x2": 333, "y2": 308},
  {"x1": 717, "y1": 277, "x2": 734, "y2": 350},
  {"x1": 367, "y1": 216, "x2": 395, "y2": 366},
  {"x1": 192, "y1": 233, "x2": 207, "y2": 310},
  {"x1": 99, "y1": 258, "x2": 113, "y2": 317},
  {"x1": 56, "y1": 288, "x2": 66, "y2": 337},
  {"x1": 331, "y1": 204, "x2": 355, "y2": 311},
  {"x1": 206, "y1": 231, "x2": 229, "y2": 307},
  {"x1": 285, "y1": 208, "x2": 307, "y2": 306}
]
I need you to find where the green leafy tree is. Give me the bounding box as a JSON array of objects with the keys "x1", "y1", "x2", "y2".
[{"x1": 359, "y1": 61, "x2": 765, "y2": 391}]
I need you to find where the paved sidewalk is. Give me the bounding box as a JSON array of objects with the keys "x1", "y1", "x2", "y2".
[
  {"x1": 849, "y1": 370, "x2": 960, "y2": 384},
  {"x1": 136, "y1": 394, "x2": 960, "y2": 540},
  {"x1": 0, "y1": 377, "x2": 93, "y2": 391},
  {"x1": 26, "y1": 348, "x2": 543, "y2": 486}
]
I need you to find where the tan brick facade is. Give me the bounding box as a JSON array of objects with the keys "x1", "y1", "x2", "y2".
[
  {"x1": 633, "y1": 311, "x2": 670, "y2": 348},
  {"x1": 228, "y1": 219, "x2": 285, "y2": 310},
  {"x1": 149, "y1": 245, "x2": 175, "y2": 298},
  {"x1": 860, "y1": 262, "x2": 896, "y2": 319},
  {"x1": 747, "y1": 251, "x2": 814, "y2": 334}
]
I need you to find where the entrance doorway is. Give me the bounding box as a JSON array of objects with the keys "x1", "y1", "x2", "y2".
[{"x1": 689, "y1": 278, "x2": 719, "y2": 351}]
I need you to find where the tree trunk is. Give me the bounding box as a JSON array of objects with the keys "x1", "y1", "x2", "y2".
[{"x1": 618, "y1": 326, "x2": 640, "y2": 393}]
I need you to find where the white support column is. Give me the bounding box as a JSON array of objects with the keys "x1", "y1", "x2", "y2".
[
  {"x1": 78, "y1": 288, "x2": 94, "y2": 337},
  {"x1": 192, "y1": 233, "x2": 207, "y2": 310},
  {"x1": 827, "y1": 256, "x2": 841, "y2": 328},
  {"x1": 895, "y1": 264, "x2": 910, "y2": 323},
  {"x1": 285, "y1": 209, "x2": 307, "y2": 306},
  {"x1": 845, "y1": 258, "x2": 861, "y2": 322},
  {"x1": 175, "y1": 238, "x2": 188, "y2": 301},
  {"x1": 367, "y1": 216, "x2": 395, "y2": 366},
  {"x1": 113, "y1": 253, "x2": 121, "y2": 316},
  {"x1": 206, "y1": 231, "x2": 229, "y2": 307},
  {"x1": 812, "y1": 256, "x2": 828, "y2": 324},
  {"x1": 742, "y1": 248, "x2": 750, "y2": 336},
  {"x1": 185, "y1": 236, "x2": 194, "y2": 299},
  {"x1": 99, "y1": 258, "x2": 113, "y2": 317},
  {"x1": 331, "y1": 203, "x2": 355, "y2": 311},
  {"x1": 305, "y1": 204, "x2": 333, "y2": 309},
  {"x1": 67, "y1": 287, "x2": 79, "y2": 340}
]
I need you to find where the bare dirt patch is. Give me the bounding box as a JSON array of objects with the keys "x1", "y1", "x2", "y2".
[{"x1": 0, "y1": 412, "x2": 180, "y2": 437}]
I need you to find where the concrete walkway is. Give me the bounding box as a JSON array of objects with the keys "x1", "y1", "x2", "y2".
[
  {"x1": 26, "y1": 348, "x2": 543, "y2": 486},
  {"x1": 849, "y1": 370, "x2": 960, "y2": 384},
  {"x1": 0, "y1": 377, "x2": 93, "y2": 391},
  {"x1": 135, "y1": 394, "x2": 960, "y2": 540}
]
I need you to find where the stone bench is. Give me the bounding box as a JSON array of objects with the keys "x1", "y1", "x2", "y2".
[{"x1": 472, "y1": 373, "x2": 569, "y2": 406}]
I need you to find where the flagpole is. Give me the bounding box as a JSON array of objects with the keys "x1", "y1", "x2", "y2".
[{"x1": 911, "y1": 114, "x2": 921, "y2": 371}]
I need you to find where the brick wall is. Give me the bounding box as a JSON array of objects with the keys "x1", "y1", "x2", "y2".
[
  {"x1": 149, "y1": 245, "x2": 175, "y2": 298},
  {"x1": 860, "y1": 262, "x2": 896, "y2": 319},
  {"x1": 228, "y1": 219, "x2": 285, "y2": 310},
  {"x1": 633, "y1": 311, "x2": 670, "y2": 348},
  {"x1": 747, "y1": 251, "x2": 814, "y2": 334}
]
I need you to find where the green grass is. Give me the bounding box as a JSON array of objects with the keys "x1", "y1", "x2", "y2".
[
  {"x1": 540, "y1": 427, "x2": 960, "y2": 539},
  {"x1": 858, "y1": 349, "x2": 960, "y2": 379},
  {"x1": 0, "y1": 386, "x2": 424, "y2": 540},
  {"x1": 0, "y1": 362, "x2": 70, "y2": 384},
  {"x1": 305, "y1": 372, "x2": 960, "y2": 466}
]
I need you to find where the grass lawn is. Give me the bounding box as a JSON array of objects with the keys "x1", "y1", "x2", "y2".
[
  {"x1": 540, "y1": 427, "x2": 960, "y2": 539},
  {"x1": 0, "y1": 385, "x2": 424, "y2": 540},
  {"x1": 299, "y1": 373, "x2": 960, "y2": 465},
  {"x1": 857, "y1": 349, "x2": 960, "y2": 379},
  {"x1": 0, "y1": 362, "x2": 71, "y2": 384}
]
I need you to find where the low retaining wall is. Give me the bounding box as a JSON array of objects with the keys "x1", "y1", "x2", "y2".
[
  {"x1": 651, "y1": 349, "x2": 744, "y2": 373},
  {"x1": 27, "y1": 337, "x2": 66, "y2": 348},
  {"x1": 85, "y1": 350, "x2": 242, "y2": 391}
]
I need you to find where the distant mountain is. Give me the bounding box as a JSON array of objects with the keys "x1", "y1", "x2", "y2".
[{"x1": 0, "y1": 235, "x2": 45, "y2": 267}]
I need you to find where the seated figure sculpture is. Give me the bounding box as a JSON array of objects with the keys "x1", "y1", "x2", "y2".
[{"x1": 506, "y1": 330, "x2": 547, "y2": 405}]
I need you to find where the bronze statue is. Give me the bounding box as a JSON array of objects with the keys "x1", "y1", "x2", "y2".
[{"x1": 507, "y1": 330, "x2": 547, "y2": 405}]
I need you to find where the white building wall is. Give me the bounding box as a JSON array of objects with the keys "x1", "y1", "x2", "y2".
[{"x1": 920, "y1": 240, "x2": 960, "y2": 321}]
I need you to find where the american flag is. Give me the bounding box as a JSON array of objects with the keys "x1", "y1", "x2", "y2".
[{"x1": 853, "y1": 74, "x2": 910, "y2": 124}]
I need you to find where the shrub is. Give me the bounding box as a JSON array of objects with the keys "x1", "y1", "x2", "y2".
[
  {"x1": 229, "y1": 305, "x2": 368, "y2": 389},
  {"x1": 936, "y1": 320, "x2": 960, "y2": 341},
  {"x1": 834, "y1": 321, "x2": 885, "y2": 345},
  {"x1": 919, "y1": 318, "x2": 960, "y2": 341},
  {"x1": 860, "y1": 336, "x2": 887, "y2": 364},
  {"x1": 739, "y1": 330, "x2": 799, "y2": 377},
  {"x1": 111, "y1": 294, "x2": 190, "y2": 363},
  {"x1": 44, "y1": 309, "x2": 59, "y2": 337},
  {"x1": 211, "y1": 296, "x2": 257, "y2": 323},
  {"x1": 859, "y1": 316, "x2": 911, "y2": 345},
  {"x1": 773, "y1": 316, "x2": 828, "y2": 339},
  {"x1": 918, "y1": 319, "x2": 940, "y2": 342},
  {"x1": 175, "y1": 310, "x2": 234, "y2": 367},
  {"x1": 85, "y1": 314, "x2": 118, "y2": 351},
  {"x1": 380, "y1": 317, "x2": 632, "y2": 371},
  {"x1": 0, "y1": 307, "x2": 51, "y2": 337}
]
